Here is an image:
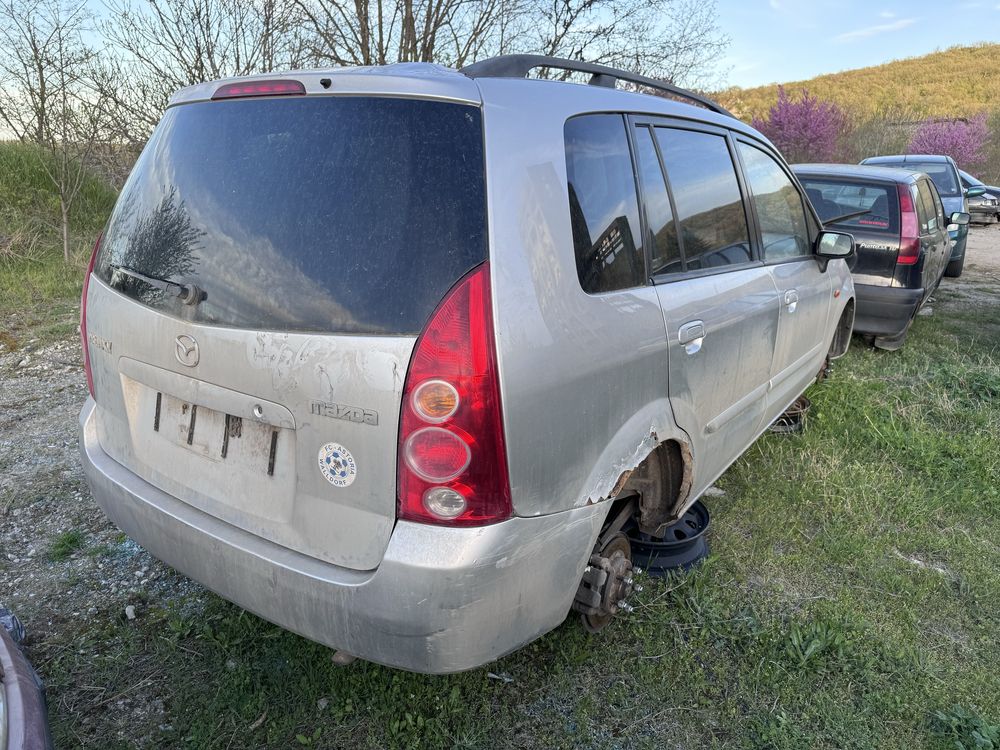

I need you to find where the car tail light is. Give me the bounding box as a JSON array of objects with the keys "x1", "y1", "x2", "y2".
[
  {"x1": 211, "y1": 80, "x2": 306, "y2": 100},
  {"x1": 897, "y1": 184, "x2": 920, "y2": 266},
  {"x1": 80, "y1": 232, "x2": 102, "y2": 399},
  {"x1": 397, "y1": 262, "x2": 512, "y2": 526}
]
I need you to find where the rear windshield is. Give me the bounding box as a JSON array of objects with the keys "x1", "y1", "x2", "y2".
[
  {"x1": 800, "y1": 178, "x2": 899, "y2": 235},
  {"x1": 95, "y1": 96, "x2": 486, "y2": 335},
  {"x1": 904, "y1": 163, "x2": 959, "y2": 198},
  {"x1": 870, "y1": 160, "x2": 959, "y2": 198}
]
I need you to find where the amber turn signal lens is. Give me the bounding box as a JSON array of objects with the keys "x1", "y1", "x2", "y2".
[{"x1": 412, "y1": 379, "x2": 460, "y2": 423}]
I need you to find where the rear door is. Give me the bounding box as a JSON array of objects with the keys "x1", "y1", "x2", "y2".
[
  {"x1": 85, "y1": 94, "x2": 488, "y2": 570},
  {"x1": 915, "y1": 178, "x2": 950, "y2": 291},
  {"x1": 735, "y1": 141, "x2": 832, "y2": 421},
  {"x1": 632, "y1": 119, "x2": 780, "y2": 494}
]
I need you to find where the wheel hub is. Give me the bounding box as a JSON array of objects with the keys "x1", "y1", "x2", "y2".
[{"x1": 572, "y1": 532, "x2": 638, "y2": 633}]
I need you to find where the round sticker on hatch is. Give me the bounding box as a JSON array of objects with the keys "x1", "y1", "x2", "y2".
[{"x1": 318, "y1": 442, "x2": 357, "y2": 488}]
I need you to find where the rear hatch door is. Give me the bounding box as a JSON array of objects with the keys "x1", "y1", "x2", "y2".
[
  {"x1": 85, "y1": 90, "x2": 487, "y2": 570},
  {"x1": 800, "y1": 175, "x2": 900, "y2": 285}
]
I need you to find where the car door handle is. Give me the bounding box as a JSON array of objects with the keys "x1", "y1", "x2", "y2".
[
  {"x1": 678, "y1": 320, "x2": 705, "y2": 355},
  {"x1": 784, "y1": 289, "x2": 799, "y2": 313}
]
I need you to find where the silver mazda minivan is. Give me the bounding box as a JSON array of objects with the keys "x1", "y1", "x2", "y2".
[{"x1": 78, "y1": 56, "x2": 856, "y2": 673}]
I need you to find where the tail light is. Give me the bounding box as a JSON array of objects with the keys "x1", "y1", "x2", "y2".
[
  {"x1": 897, "y1": 184, "x2": 920, "y2": 266},
  {"x1": 397, "y1": 262, "x2": 512, "y2": 526},
  {"x1": 80, "y1": 232, "x2": 102, "y2": 399}
]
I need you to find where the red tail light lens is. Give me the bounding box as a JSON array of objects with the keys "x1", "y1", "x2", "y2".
[
  {"x1": 897, "y1": 184, "x2": 920, "y2": 266},
  {"x1": 211, "y1": 80, "x2": 306, "y2": 100},
  {"x1": 80, "y1": 232, "x2": 102, "y2": 399},
  {"x1": 397, "y1": 262, "x2": 512, "y2": 526}
]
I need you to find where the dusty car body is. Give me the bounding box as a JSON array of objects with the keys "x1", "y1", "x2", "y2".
[
  {"x1": 79, "y1": 56, "x2": 856, "y2": 673},
  {"x1": 796, "y1": 163, "x2": 966, "y2": 350}
]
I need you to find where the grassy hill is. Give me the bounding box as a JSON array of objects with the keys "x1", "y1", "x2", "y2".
[
  {"x1": 0, "y1": 140, "x2": 117, "y2": 345},
  {"x1": 717, "y1": 43, "x2": 1000, "y2": 122}
]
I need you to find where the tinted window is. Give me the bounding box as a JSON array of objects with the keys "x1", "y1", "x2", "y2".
[
  {"x1": 738, "y1": 143, "x2": 810, "y2": 261},
  {"x1": 799, "y1": 177, "x2": 899, "y2": 236},
  {"x1": 915, "y1": 180, "x2": 939, "y2": 233},
  {"x1": 928, "y1": 183, "x2": 946, "y2": 225},
  {"x1": 96, "y1": 97, "x2": 486, "y2": 335},
  {"x1": 633, "y1": 126, "x2": 681, "y2": 275},
  {"x1": 905, "y1": 162, "x2": 959, "y2": 197},
  {"x1": 565, "y1": 115, "x2": 645, "y2": 293},
  {"x1": 654, "y1": 128, "x2": 750, "y2": 270}
]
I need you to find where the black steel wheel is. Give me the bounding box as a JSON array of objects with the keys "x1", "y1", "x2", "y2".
[{"x1": 626, "y1": 500, "x2": 711, "y2": 577}]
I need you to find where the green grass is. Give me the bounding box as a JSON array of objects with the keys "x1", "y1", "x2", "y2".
[
  {"x1": 48, "y1": 529, "x2": 86, "y2": 561},
  {"x1": 31, "y1": 278, "x2": 1000, "y2": 748},
  {"x1": 0, "y1": 140, "x2": 117, "y2": 346}
]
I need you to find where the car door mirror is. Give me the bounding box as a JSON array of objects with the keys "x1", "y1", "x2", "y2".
[
  {"x1": 949, "y1": 211, "x2": 971, "y2": 226},
  {"x1": 815, "y1": 230, "x2": 855, "y2": 260},
  {"x1": 965, "y1": 187, "x2": 986, "y2": 198}
]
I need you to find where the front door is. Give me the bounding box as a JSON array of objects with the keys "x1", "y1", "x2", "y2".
[
  {"x1": 735, "y1": 140, "x2": 833, "y2": 422},
  {"x1": 632, "y1": 121, "x2": 780, "y2": 494}
]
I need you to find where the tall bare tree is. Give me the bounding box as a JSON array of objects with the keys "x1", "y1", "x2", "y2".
[
  {"x1": 0, "y1": 0, "x2": 107, "y2": 261},
  {"x1": 99, "y1": 0, "x2": 311, "y2": 141},
  {"x1": 291, "y1": 0, "x2": 727, "y2": 85}
]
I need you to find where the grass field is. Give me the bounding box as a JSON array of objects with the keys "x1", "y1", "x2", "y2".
[{"x1": 0, "y1": 141, "x2": 117, "y2": 348}]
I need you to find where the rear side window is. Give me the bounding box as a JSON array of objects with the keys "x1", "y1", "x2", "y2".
[
  {"x1": 915, "y1": 180, "x2": 940, "y2": 233},
  {"x1": 565, "y1": 115, "x2": 645, "y2": 293},
  {"x1": 653, "y1": 127, "x2": 751, "y2": 270},
  {"x1": 632, "y1": 126, "x2": 681, "y2": 275},
  {"x1": 799, "y1": 178, "x2": 899, "y2": 236},
  {"x1": 737, "y1": 143, "x2": 810, "y2": 261},
  {"x1": 95, "y1": 96, "x2": 486, "y2": 335}
]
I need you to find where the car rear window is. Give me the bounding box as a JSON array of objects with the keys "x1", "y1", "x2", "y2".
[
  {"x1": 800, "y1": 178, "x2": 900, "y2": 235},
  {"x1": 95, "y1": 96, "x2": 487, "y2": 335}
]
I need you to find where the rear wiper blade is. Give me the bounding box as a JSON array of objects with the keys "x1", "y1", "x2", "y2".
[
  {"x1": 111, "y1": 265, "x2": 205, "y2": 306},
  {"x1": 823, "y1": 208, "x2": 871, "y2": 226}
]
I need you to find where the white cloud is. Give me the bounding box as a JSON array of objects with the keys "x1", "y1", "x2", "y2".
[
  {"x1": 769, "y1": 0, "x2": 781, "y2": 9},
  {"x1": 834, "y1": 17, "x2": 918, "y2": 42},
  {"x1": 879, "y1": 10, "x2": 896, "y2": 17}
]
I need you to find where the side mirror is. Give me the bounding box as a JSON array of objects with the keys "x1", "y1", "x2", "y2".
[
  {"x1": 966, "y1": 187, "x2": 987, "y2": 198},
  {"x1": 949, "y1": 211, "x2": 971, "y2": 226},
  {"x1": 815, "y1": 230, "x2": 855, "y2": 260}
]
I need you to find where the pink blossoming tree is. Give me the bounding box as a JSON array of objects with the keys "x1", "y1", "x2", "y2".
[
  {"x1": 751, "y1": 87, "x2": 849, "y2": 163},
  {"x1": 907, "y1": 113, "x2": 990, "y2": 170}
]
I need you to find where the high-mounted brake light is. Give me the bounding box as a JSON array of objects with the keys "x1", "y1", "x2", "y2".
[
  {"x1": 897, "y1": 184, "x2": 920, "y2": 266},
  {"x1": 397, "y1": 263, "x2": 512, "y2": 526},
  {"x1": 211, "y1": 80, "x2": 306, "y2": 100},
  {"x1": 80, "y1": 232, "x2": 102, "y2": 399}
]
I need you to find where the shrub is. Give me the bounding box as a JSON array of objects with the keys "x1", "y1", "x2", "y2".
[
  {"x1": 907, "y1": 113, "x2": 991, "y2": 170},
  {"x1": 751, "y1": 87, "x2": 849, "y2": 163}
]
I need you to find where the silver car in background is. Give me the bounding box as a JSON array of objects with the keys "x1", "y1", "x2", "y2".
[{"x1": 78, "y1": 56, "x2": 856, "y2": 673}]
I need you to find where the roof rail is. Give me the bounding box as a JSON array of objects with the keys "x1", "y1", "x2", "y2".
[{"x1": 460, "y1": 54, "x2": 733, "y2": 117}]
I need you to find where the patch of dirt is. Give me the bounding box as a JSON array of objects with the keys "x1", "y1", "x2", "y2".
[
  {"x1": 0, "y1": 334, "x2": 206, "y2": 746},
  {"x1": 945, "y1": 224, "x2": 1000, "y2": 303}
]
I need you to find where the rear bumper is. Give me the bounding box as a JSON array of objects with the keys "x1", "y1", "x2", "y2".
[
  {"x1": 79, "y1": 399, "x2": 604, "y2": 674},
  {"x1": 853, "y1": 283, "x2": 923, "y2": 336}
]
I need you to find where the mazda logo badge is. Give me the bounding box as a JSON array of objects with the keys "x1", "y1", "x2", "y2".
[{"x1": 174, "y1": 334, "x2": 199, "y2": 367}]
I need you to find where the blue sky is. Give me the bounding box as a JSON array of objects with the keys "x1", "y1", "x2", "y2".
[{"x1": 718, "y1": 0, "x2": 1000, "y2": 88}]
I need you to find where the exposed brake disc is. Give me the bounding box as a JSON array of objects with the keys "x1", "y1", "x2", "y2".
[{"x1": 572, "y1": 532, "x2": 639, "y2": 633}]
